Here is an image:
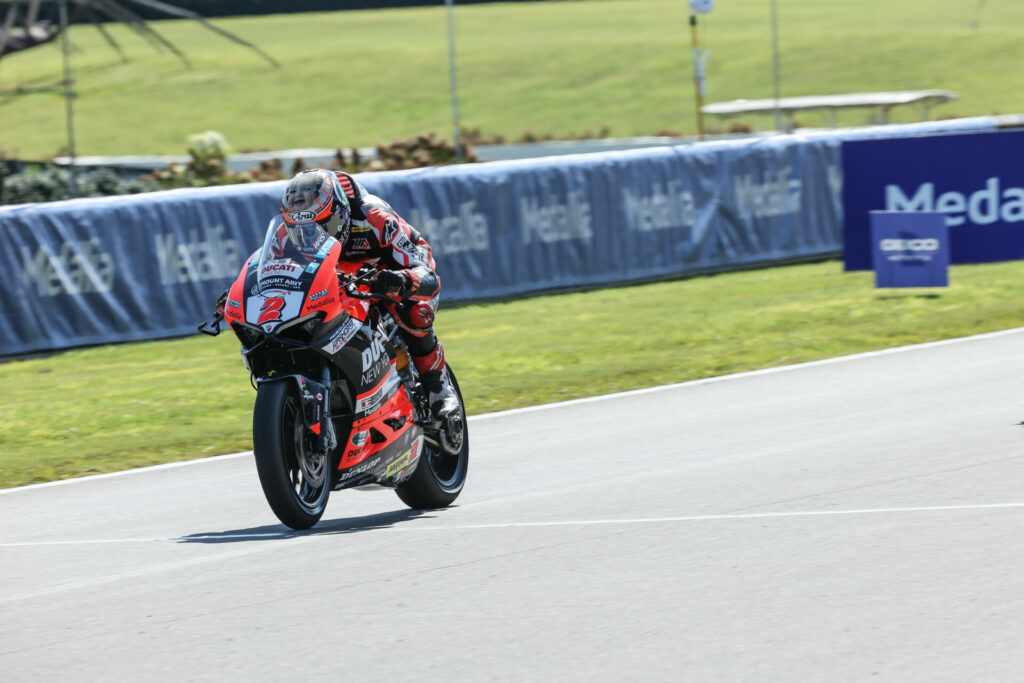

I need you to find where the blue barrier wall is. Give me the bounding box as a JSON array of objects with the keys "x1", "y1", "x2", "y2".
[{"x1": 0, "y1": 117, "x2": 998, "y2": 356}]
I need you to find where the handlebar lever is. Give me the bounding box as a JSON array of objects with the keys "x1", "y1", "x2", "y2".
[
  {"x1": 339, "y1": 269, "x2": 391, "y2": 302},
  {"x1": 198, "y1": 313, "x2": 224, "y2": 336}
]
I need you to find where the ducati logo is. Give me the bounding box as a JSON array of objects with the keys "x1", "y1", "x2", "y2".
[{"x1": 361, "y1": 335, "x2": 387, "y2": 371}]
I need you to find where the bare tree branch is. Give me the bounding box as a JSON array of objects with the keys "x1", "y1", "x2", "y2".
[
  {"x1": 0, "y1": 1, "x2": 279, "y2": 67},
  {"x1": 119, "y1": 0, "x2": 280, "y2": 68},
  {"x1": 85, "y1": 6, "x2": 126, "y2": 61},
  {"x1": 84, "y1": 0, "x2": 192, "y2": 66}
]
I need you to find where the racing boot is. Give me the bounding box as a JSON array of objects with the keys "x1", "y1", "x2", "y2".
[
  {"x1": 420, "y1": 367, "x2": 460, "y2": 423},
  {"x1": 419, "y1": 366, "x2": 464, "y2": 455},
  {"x1": 412, "y1": 340, "x2": 464, "y2": 453}
]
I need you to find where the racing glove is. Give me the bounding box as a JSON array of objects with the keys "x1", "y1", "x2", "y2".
[{"x1": 371, "y1": 270, "x2": 411, "y2": 301}]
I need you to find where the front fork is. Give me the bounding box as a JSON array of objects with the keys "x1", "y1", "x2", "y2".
[{"x1": 257, "y1": 371, "x2": 338, "y2": 455}]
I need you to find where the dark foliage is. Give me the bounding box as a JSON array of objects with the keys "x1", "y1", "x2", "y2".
[{"x1": 0, "y1": 165, "x2": 160, "y2": 205}]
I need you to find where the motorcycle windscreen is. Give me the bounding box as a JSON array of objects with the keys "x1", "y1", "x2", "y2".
[
  {"x1": 248, "y1": 219, "x2": 335, "y2": 333},
  {"x1": 257, "y1": 219, "x2": 335, "y2": 272}
]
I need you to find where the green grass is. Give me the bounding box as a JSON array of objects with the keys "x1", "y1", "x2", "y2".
[
  {"x1": 2, "y1": 259, "x2": 1023, "y2": 488},
  {"x1": 3, "y1": 0, "x2": 1024, "y2": 157}
]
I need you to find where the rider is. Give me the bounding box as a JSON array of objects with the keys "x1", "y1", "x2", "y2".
[{"x1": 279, "y1": 168, "x2": 459, "y2": 422}]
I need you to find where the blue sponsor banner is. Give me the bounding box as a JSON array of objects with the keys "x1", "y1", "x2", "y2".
[
  {"x1": 0, "y1": 118, "x2": 1001, "y2": 356},
  {"x1": 870, "y1": 212, "x2": 949, "y2": 287},
  {"x1": 843, "y1": 128, "x2": 1024, "y2": 270}
]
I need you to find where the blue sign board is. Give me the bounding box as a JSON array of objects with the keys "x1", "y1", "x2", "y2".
[
  {"x1": 870, "y1": 212, "x2": 949, "y2": 287},
  {"x1": 843, "y1": 129, "x2": 1024, "y2": 270}
]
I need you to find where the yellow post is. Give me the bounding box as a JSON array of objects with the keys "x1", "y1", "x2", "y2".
[{"x1": 689, "y1": 14, "x2": 706, "y2": 141}]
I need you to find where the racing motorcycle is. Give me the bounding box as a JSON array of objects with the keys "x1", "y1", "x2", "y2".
[{"x1": 199, "y1": 219, "x2": 468, "y2": 530}]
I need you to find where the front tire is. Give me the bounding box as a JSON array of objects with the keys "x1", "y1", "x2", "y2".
[
  {"x1": 253, "y1": 380, "x2": 331, "y2": 530},
  {"x1": 396, "y1": 364, "x2": 469, "y2": 509}
]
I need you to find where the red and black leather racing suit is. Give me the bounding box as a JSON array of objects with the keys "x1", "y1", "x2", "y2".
[{"x1": 332, "y1": 172, "x2": 448, "y2": 377}]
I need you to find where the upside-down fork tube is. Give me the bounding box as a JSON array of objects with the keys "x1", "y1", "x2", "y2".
[{"x1": 257, "y1": 374, "x2": 336, "y2": 453}]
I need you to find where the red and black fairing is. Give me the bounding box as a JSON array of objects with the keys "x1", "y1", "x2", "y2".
[{"x1": 222, "y1": 219, "x2": 424, "y2": 491}]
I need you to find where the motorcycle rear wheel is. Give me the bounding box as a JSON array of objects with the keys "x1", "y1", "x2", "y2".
[
  {"x1": 395, "y1": 364, "x2": 469, "y2": 510},
  {"x1": 253, "y1": 380, "x2": 331, "y2": 530}
]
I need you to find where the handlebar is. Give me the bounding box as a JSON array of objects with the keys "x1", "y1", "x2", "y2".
[
  {"x1": 340, "y1": 269, "x2": 392, "y2": 302},
  {"x1": 345, "y1": 286, "x2": 384, "y2": 301}
]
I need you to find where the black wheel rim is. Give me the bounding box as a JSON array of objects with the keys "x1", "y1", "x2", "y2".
[
  {"x1": 283, "y1": 395, "x2": 328, "y2": 513},
  {"x1": 426, "y1": 407, "x2": 467, "y2": 492}
]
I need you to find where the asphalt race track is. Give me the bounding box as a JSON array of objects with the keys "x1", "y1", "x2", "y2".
[{"x1": 4, "y1": 328, "x2": 1024, "y2": 681}]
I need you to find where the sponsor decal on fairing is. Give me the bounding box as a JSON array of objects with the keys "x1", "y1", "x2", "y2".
[
  {"x1": 385, "y1": 447, "x2": 415, "y2": 478},
  {"x1": 359, "y1": 334, "x2": 390, "y2": 384},
  {"x1": 355, "y1": 371, "x2": 402, "y2": 415},
  {"x1": 322, "y1": 317, "x2": 361, "y2": 354},
  {"x1": 361, "y1": 335, "x2": 387, "y2": 371},
  {"x1": 302, "y1": 237, "x2": 338, "y2": 274},
  {"x1": 361, "y1": 358, "x2": 390, "y2": 385},
  {"x1": 385, "y1": 435, "x2": 423, "y2": 480},
  {"x1": 245, "y1": 289, "x2": 305, "y2": 332},
  {"x1": 260, "y1": 261, "x2": 302, "y2": 278},
  {"x1": 314, "y1": 238, "x2": 336, "y2": 259},
  {"x1": 338, "y1": 456, "x2": 381, "y2": 483},
  {"x1": 307, "y1": 295, "x2": 337, "y2": 312},
  {"x1": 256, "y1": 275, "x2": 306, "y2": 293}
]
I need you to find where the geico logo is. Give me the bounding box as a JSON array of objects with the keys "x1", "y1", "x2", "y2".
[{"x1": 879, "y1": 238, "x2": 940, "y2": 252}]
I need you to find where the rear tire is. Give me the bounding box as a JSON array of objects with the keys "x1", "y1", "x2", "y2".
[
  {"x1": 396, "y1": 364, "x2": 469, "y2": 509},
  {"x1": 253, "y1": 380, "x2": 331, "y2": 530}
]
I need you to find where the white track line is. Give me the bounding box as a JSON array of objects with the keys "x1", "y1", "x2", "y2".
[
  {"x1": 4, "y1": 325, "x2": 1023, "y2": 496},
  {"x1": 4, "y1": 501, "x2": 1024, "y2": 547}
]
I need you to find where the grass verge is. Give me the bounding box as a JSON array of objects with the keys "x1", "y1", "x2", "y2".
[{"x1": 1, "y1": 259, "x2": 1022, "y2": 488}]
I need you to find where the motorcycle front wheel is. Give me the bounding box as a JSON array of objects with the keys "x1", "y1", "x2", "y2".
[
  {"x1": 253, "y1": 379, "x2": 331, "y2": 530},
  {"x1": 395, "y1": 364, "x2": 469, "y2": 510}
]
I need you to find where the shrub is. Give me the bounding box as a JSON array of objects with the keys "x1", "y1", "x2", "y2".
[{"x1": 0, "y1": 166, "x2": 160, "y2": 205}]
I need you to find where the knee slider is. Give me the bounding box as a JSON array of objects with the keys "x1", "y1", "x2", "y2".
[{"x1": 409, "y1": 301, "x2": 435, "y2": 329}]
